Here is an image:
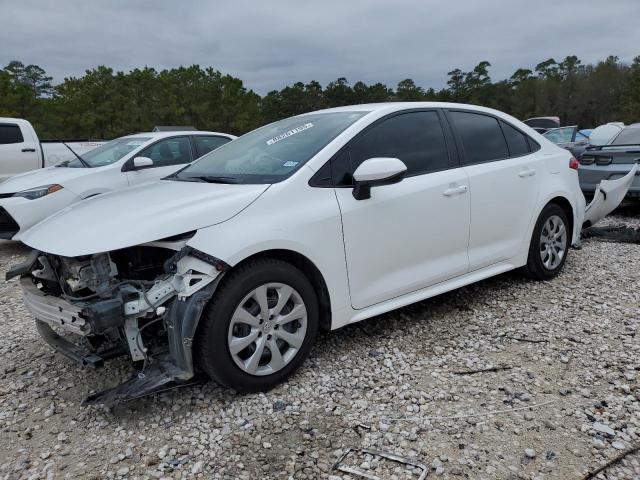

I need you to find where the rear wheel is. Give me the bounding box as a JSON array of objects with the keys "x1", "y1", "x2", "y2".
[
  {"x1": 522, "y1": 204, "x2": 570, "y2": 280},
  {"x1": 196, "y1": 258, "x2": 319, "y2": 392}
]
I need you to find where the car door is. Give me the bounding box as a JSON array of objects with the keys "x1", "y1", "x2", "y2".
[
  {"x1": 0, "y1": 123, "x2": 39, "y2": 181},
  {"x1": 447, "y1": 110, "x2": 540, "y2": 270},
  {"x1": 332, "y1": 110, "x2": 470, "y2": 309},
  {"x1": 125, "y1": 136, "x2": 194, "y2": 184}
]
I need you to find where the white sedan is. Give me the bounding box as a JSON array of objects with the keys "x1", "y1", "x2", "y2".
[
  {"x1": 10, "y1": 102, "x2": 628, "y2": 404},
  {"x1": 0, "y1": 130, "x2": 235, "y2": 239}
]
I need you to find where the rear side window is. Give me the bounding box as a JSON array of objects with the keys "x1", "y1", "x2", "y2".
[
  {"x1": 0, "y1": 124, "x2": 24, "y2": 144},
  {"x1": 450, "y1": 111, "x2": 509, "y2": 164},
  {"x1": 193, "y1": 136, "x2": 231, "y2": 157},
  {"x1": 612, "y1": 127, "x2": 640, "y2": 146},
  {"x1": 346, "y1": 111, "x2": 449, "y2": 181},
  {"x1": 500, "y1": 121, "x2": 530, "y2": 156}
]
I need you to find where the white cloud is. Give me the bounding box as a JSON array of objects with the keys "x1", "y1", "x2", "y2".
[{"x1": 1, "y1": 0, "x2": 638, "y2": 94}]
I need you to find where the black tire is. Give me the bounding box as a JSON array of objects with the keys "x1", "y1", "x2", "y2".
[
  {"x1": 195, "y1": 258, "x2": 319, "y2": 392},
  {"x1": 521, "y1": 203, "x2": 570, "y2": 280}
]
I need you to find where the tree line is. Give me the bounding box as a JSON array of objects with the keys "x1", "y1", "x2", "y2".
[{"x1": 1, "y1": 55, "x2": 639, "y2": 140}]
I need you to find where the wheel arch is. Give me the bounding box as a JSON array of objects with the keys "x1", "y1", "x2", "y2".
[
  {"x1": 228, "y1": 249, "x2": 332, "y2": 332},
  {"x1": 546, "y1": 195, "x2": 574, "y2": 236}
]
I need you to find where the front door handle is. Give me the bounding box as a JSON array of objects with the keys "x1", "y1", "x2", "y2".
[
  {"x1": 443, "y1": 185, "x2": 468, "y2": 197},
  {"x1": 21, "y1": 148, "x2": 36, "y2": 153}
]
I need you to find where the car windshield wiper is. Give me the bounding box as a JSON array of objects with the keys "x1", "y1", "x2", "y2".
[
  {"x1": 181, "y1": 175, "x2": 239, "y2": 184},
  {"x1": 62, "y1": 143, "x2": 91, "y2": 168}
]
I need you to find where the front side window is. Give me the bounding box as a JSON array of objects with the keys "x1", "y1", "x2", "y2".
[
  {"x1": 193, "y1": 136, "x2": 232, "y2": 157},
  {"x1": 174, "y1": 112, "x2": 366, "y2": 184},
  {"x1": 0, "y1": 124, "x2": 24, "y2": 144},
  {"x1": 345, "y1": 111, "x2": 449, "y2": 181},
  {"x1": 611, "y1": 127, "x2": 640, "y2": 146},
  {"x1": 139, "y1": 137, "x2": 193, "y2": 167},
  {"x1": 450, "y1": 111, "x2": 509, "y2": 165},
  {"x1": 65, "y1": 137, "x2": 151, "y2": 168}
]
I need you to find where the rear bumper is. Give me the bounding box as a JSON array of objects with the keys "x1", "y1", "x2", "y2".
[{"x1": 578, "y1": 163, "x2": 640, "y2": 197}]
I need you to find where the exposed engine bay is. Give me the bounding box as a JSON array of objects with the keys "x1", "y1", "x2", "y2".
[{"x1": 7, "y1": 240, "x2": 229, "y2": 405}]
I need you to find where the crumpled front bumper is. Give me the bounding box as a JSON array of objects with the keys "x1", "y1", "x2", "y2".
[
  {"x1": 14, "y1": 247, "x2": 227, "y2": 406},
  {"x1": 21, "y1": 277, "x2": 89, "y2": 335}
]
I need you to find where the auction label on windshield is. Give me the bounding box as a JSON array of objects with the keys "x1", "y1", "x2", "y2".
[{"x1": 266, "y1": 123, "x2": 314, "y2": 146}]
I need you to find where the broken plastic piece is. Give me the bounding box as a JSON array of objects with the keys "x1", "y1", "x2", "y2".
[
  {"x1": 333, "y1": 447, "x2": 428, "y2": 480},
  {"x1": 82, "y1": 359, "x2": 206, "y2": 406},
  {"x1": 583, "y1": 163, "x2": 638, "y2": 227}
]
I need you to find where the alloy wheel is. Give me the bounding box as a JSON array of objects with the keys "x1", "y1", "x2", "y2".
[
  {"x1": 227, "y1": 283, "x2": 308, "y2": 376},
  {"x1": 539, "y1": 214, "x2": 567, "y2": 270}
]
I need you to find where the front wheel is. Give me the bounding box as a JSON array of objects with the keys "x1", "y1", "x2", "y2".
[
  {"x1": 522, "y1": 204, "x2": 570, "y2": 280},
  {"x1": 195, "y1": 258, "x2": 319, "y2": 392}
]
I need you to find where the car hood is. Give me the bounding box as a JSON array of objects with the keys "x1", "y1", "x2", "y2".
[
  {"x1": 0, "y1": 165, "x2": 95, "y2": 194},
  {"x1": 19, "y1": 179, "x2": 270, "y2": 257}
]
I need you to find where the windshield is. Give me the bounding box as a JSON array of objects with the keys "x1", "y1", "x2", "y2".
[
  {"x1": 173, "y1": 112, "x2": 366, "y2": 184},
  {"x1": 611, "y1": 127, "x2": 640, "y2": 146},
  {"x1": 62, "y1": 137, "x2": 151, "y2": 168}
]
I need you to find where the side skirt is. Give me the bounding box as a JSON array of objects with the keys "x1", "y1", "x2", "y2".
[{"x1": 339, "y1": 261, "x2": 518, "y2": 328}]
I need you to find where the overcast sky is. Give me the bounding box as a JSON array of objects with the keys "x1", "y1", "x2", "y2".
[{"x1": 2, "y1": 0, "x2": 639, "y2": 95}]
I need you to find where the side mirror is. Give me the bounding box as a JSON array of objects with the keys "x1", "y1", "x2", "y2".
[
  {"x1": 132, "y1": 156, "x2": 154, "y2": 170},
  {"x1": 352, "y1": 157, "x2": 407, "y2": 200}
]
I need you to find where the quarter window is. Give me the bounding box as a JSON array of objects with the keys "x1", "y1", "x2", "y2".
[
  {"x1": 193, "y1": 136, "x2": 231, "y2": 157},
  {"x1": 342, "y1": 111, "x2": 449, "y2": 183},
  {"x1": 139, "y1": 137, "x2": 193, "y2": 167},
  {"x1": 500, "y1": 121, "x2": 530, "y2": 157},
  {"x1": 450, "y1": 111, "x2": 509, "y2": 164},
  {"x1": 0, "y1": 124, "x2": 24, "y2": 144}
]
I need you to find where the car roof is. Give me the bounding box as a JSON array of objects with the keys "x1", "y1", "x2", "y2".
[
  {"x1": 305, "y1": 102, "x2": 520, "y2": 119},
  {"x1": 123, "y1": 131, "x2": 236, "y2": 140}
]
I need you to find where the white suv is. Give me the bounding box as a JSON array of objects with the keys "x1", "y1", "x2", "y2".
[{"x1": 12, "y1": 103, "x2": 590, "y2": 404}]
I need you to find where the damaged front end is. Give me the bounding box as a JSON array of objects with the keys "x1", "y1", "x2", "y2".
[{"x1": 7, "y1": 239, "x2": 228, "y2": 405}]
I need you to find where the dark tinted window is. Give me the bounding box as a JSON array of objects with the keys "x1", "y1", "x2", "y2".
[
  {"x1": 0, "y1": 124, "x2": 24, "y2": 144},
  {"x1": 450, "y1": 111, "x2": 509, "y2": 164},
  {"x1": 501, "y1": 121, "x2": 530, "y2": 156},
  {"x1": 194, "y1": 136, "x2": 231, "y2": 157},
  {"x1": 612, "y1": 127, "x2": 640, "y2": 145},
  {"x1": 140, "y1": 137, "x2": 193, "y2": 167},
  {"x1": 347, "y1": 111, "x2": 448, "y2": 181}
]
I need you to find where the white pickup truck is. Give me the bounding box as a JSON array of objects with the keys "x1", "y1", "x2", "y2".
[{"x1": 0, "y1": 118, "x2": 104, "y2": 182}]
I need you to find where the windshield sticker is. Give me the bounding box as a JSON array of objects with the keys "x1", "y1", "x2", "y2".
[
  {"x1": 266, "y1": 123, "x2": 314, "y2": 146},
  {"x1": 282, "y1": 161, "x2": 299, "y2": 168}
]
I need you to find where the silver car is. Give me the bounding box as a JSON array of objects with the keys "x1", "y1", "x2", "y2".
[{"x1": 579, "y1": 123, "x2": 640, "y2": 199}]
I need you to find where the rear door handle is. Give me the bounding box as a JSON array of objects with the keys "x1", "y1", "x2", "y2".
[
  {"x1": 518, "y1": 168, "x2": 536, "y2": 178},
  {"x1": 443, "y1": 185, "x2": 468, "y2": 196},
  {"x1": 21, "y1": 148, "x2": 36, "y2": 152}
]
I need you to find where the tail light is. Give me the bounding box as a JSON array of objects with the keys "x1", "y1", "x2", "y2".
[{"x1": 569, "y1": 157, "x2": 579, "y2": 170}]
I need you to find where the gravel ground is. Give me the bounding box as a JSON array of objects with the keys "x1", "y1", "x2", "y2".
[{"x1": 1, "y1": 206, "x2": 639, "y2": 480}]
